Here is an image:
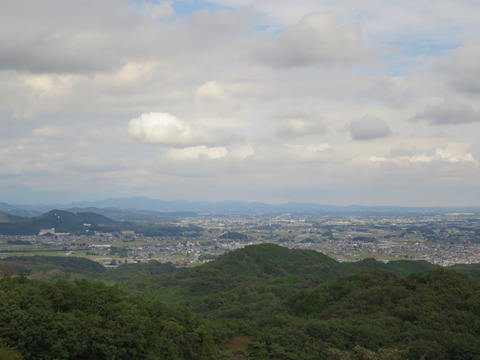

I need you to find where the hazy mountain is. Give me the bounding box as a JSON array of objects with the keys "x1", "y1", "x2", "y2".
[
  {"x1": 2, "y1": 197, "x2": 480, "y2": 216},
  {"x1": 0, "y1": 209, "x2": 130, "y2": 235}
]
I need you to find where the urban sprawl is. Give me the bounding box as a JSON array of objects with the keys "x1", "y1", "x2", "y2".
[{"x1": 1, "y1": 213, "x2": 479, "y2": 267}]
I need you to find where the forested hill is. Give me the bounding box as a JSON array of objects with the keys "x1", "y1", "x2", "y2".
[
  {"x1": 0, "y1": 277, "x2": 217, "y2": 359},
  {"x1": 4, "y1": 244, "x2": 480, "y2": 359},
  {"x1": 122, "y1": 243, "x2": 440, "y2": 301},
  {"x1": 0, "y1": 209, "x2": 204, "y2": 236},
  {"x1": 0, "y1": 209, "x2": 127, "y2": 235}
]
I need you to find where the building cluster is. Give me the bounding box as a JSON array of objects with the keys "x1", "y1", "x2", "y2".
[{"x1": 1, "y1": 213, "x2": 479, "y2": 267}]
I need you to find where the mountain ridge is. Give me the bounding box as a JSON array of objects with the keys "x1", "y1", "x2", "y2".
[{"x1": 2, "y1": 197, "x2": 480, "y2": 215}]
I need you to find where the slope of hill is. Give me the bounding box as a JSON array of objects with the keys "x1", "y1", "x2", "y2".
[
  {"x1": 0, "y1": 276, "x2": 217, "y2": 359},
  {"x1": 0, "y1": 256, "x2": 180, "y2": 282},
  {"x1": 0, "y1": 209, "x2": 133, "y2": 235},
  {"x1": 0, "y1": 210, "x2": 24, "y2": 223},
  {"x1": 122, "y1": 244, "x2": 443, "y2": 313},
  {"x1": 123, "y1": 244, "x2": 353, "y2": 300},
  {"x1": 120, "y1": 244, "x2": 480, "y2": 359},
  {"x1": 0, "y1": 255, "x2": 106, "y2": 279},
  {"x1": 3, "y1": 244, "x2": 480, "y2": 359}
]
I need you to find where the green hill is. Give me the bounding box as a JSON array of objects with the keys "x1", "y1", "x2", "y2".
[
  {"x1": 122, "y1": 244, "x2": 354, "y2": 300},
  {"x1": 0, "y1": 256, "x2": 179, "y2": 282},
  {"x1": 0, "y1": 209, "x2": 132, "y2": 235},
  {"x1": 3, "y1": 244, "x2": 480, "y2": 359},
  {"x1": 0, "y1": 276, "x2": 217, "y2": 359},
  {"x1": 121, "y1": 244, "x2": 480, "y2": 359},
  {"x1": 122, "y1": 244, "x2": 443, "y2": 320},
  {"x1": 0, "y1": 210, "x2": 24, "y2": 223}
]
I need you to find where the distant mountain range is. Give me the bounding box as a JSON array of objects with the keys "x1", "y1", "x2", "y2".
[{"x1": 1, "y1": 197, "x2": 480, "y2": 217}]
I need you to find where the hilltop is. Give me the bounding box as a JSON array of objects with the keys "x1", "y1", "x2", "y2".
[
  {"x1": 0, "y1": 209, "x2": 203, "y2": 236},
  {"x1": 0, "y1": 209, "x2": 129, "y2": 235},
  {"x1": 3, "y1": 244, "x2": 480, "y2": 359},
  {"x1": 122, "y1": 244, "x2": 440, "y2": 308}
]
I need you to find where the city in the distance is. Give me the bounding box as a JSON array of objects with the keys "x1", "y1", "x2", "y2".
[{"x1": 1, "y1": 197, "x2": 479, "y2": 267}]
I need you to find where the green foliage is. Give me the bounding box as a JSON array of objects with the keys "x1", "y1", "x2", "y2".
[
  {"x1": 219, "y1": 232, "x2": 248, "y2": 240},
  {"x1": 0, "y1": 339, "x2": 23, "y2": 360},
  {"x1": 0, "y1": 277, "x2": 218, "y2": 360},
  {"x1": 330, "y1": 346, "x2": 407, "y2": 360},
  {"x1": 123, "y1": 245, "x2": 480, "y2": 360},
  {"x1": 5, "y1": 244, "x2": 480, "y2": 360},
  {"x1": 139, "y1": 224, "x2": 203, "y2": 237},
  {"x1": 100, "y1": 261, "x2": 179, "y2": 281},
  {"x1": 0, "y1": 209, "x2": 129, "y2": 235},
  {"x1": 0, "y1": 256, "x2": 105, "y2": 280}
]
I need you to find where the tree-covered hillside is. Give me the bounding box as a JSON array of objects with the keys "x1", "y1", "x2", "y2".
[
  {"x1": 0, "y1": 209, "x2": 204, "y2": 236},
  {"x1": 121, "y1": 244, "x2": 480, "y2": 359},
  {"x1": 0, "y1": 277, "x2": 217, "y2": 360},
  {"x1": 3, "y1": 244, "x2": 480, "y2": 359}
]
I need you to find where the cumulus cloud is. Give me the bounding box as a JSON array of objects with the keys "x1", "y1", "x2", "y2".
[
  {"x1": 349, "y1": 116, "x2": 392, "y2": 140},
  {"x1": 413, "y1": 100, "x2": 480, "y2": 125},
  {"x1": 254, "y1": 12, "x2": 374, "y2": 68},
  {"x1": 439, "y1": 39, "x2": 480, "y2": 93},
  {"x1": 371, "y1": 143, "x2": 479, "y2": 166},
  {"x1": 194, "y1": 81, "x2": 240, "y2": 114},
  {"x1": 294, "y1": 143, "x2": 333, "y2": 162},
  {"x1": 276, "y1": 118, "x2": 327, "y2": 138},
  {"x1": 128, "y1": 112, "x2": 230, "y2": 147}
]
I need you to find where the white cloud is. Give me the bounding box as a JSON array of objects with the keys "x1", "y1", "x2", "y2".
[
  {"x1": 31, "y1": 126, "x2": 75, "y2": 139},
  {"x1": 254, "y1": 12, "x2": 375, "y2": 68},
  {"x1": 128, "y1": 112, "x2": 230, "y2": 147},
  {"x1": 349, "y1": 116, "x2": 392, "y2": 140},
  {"x1": 1, "y1": 1, "x2": 480, "y2": 206},
  {"x1": 194, "y1": 81, "x2": 240, "y2": 114},
  {"x1": 165, "y1": 146, "x2": 229, "y2": 161},
  {"x1": 294, "y1": 143, "x2": 333, "y2": 162},
  {"x1": 276, "y1": 117, "x2": 327, "y2": 138},
  {"x1": 372, "y1": 143, "x2": 478, "y2": 165},
  {"x1": 5, "y1": 73, "x2": 76, "y2": 118}
]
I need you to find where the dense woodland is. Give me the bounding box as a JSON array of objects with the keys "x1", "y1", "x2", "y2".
[{"x1": 2, "y1": 244, "x2": 480, "y2": 359}]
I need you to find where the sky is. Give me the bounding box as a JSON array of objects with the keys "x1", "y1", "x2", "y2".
[{"x1": 0, "y1": 0, "x2": 480, "y2": 206}]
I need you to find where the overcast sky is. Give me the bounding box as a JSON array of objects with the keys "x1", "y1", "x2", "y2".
[{"x1": 1, "y1": 0, "x2": 479, "y2": 206}]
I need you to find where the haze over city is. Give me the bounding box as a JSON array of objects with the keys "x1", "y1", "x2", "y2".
[{"x1": 1, "y1": 0, "x2": 479, "y2": 206}]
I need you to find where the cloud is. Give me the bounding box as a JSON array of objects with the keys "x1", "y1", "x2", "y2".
[
  {"x1": 254, "y1": 12, "x2": 374, "y2": 68},
  {"x1": 377, "y1": 143, "x2": 479, "y2": 165},
  {"x1": 128, "y1": 112, "x2": 229, "y2": 147},
  {"x1": 413, "y1": 100, "x2": 480, "y2": 125},
  {"x1": 194, "y1": 81, "x2": 240, "y2": 114},
  {"x1": 294, "y1": 143, "x2": 333, "y2": 162},
  {"x1": 276, "y1": 118, "x2": 327, "y2": 138},
  {"x1": 0, "y1": 0, "x2": 176, "y2": 74},
  {"x1": 142, "y1": 1, "x2": 174, "y2": 20},
  {"x1": 439, "y1": 39, "x2": 480, "y2": 93},
  {"x1": 349, "y1": 116, "x2": 392, "y2": 140},
  {"x1": 31, "y1": 126, "x2": 75, "y2": 139},
  {"x1": 165, "y1": 146, "x2": 229, "y2": 161},
  {"x1": 390, "y1": 144, "x2": 417, "y2": 157}
]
